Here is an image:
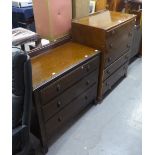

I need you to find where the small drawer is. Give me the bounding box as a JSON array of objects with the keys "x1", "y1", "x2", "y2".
[
  {"x1": 42, "y1": 70, "x2": 98, "y2": 122},
  {"x1": 45, "y1": 84, "x2": 97, "y2": 140},
  {"x1": 104, "y1": 52, "x2": 129, "y2": 80},
  {"x1": 40, "y1": 56, "x2": 99, "y2": 105},
  {"x1": 103, "y1": 62, "x2": 128, "y2": 95}
]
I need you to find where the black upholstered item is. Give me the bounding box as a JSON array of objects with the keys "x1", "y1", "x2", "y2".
[{"x1": 12, "y1": 47, "x2": 32, "y2": 155}]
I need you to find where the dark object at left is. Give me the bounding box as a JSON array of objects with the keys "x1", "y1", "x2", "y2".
[{"x1": 12, "y1": 47, "x2": 43, "y2": 155}]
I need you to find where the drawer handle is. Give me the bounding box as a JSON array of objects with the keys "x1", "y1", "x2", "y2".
[
  {"x1": 106, "y1": 82, "x2": 109, "y2": 86},
  {"x1": 58, "y1": 116, "x2": 62, "y2": 122},
  {"x1": 86, "y1": 65, "x2": 90, "y2": 72},
  {"x1": 86, "y1": 80, "x2": 90, "y2": 86},
  {"x1": 109, "y1": 43, "x2": 113, "y2": 48},
  {"x1": 85, "y1": 96, "x2": 88, "y2": 100},
  {"x1": 111, "y1": 30, "x2": 116, "y2": 35},
  {"x1": 57, "y1": 101, "x2": 62, "y2": 108},
  {"x1": 106, "y1": 70, "x2": 110, "y2": 74},
  {"x1": 127, "y1": 44, "x2": 130, "y2": 48},
  {"x1": 56, "y1": 84, "x2": 61, "y2": 92},
  {"x1": 128, "y1": 32, "x2": 132, "y2": 37},
  {"x1": 106, "y1": 82, "x2": 111, "y2": 89},
  {"x1": 125, "y1": 55, "x2": 128, "y2": 60},
  {"x1": 107, "y1": 57, "x2": 112, "y2": 63}
]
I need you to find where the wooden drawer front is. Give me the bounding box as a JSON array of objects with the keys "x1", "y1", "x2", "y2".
[
  {"x1": 104, "y1": 52, "x2": 129, "y2": 81},
  {"x1": 105, "y1": 21, "x2": 134, "y2": 67},
  {"x1": 42, "y1": 70, "x2": 98, "y2": 122},
  {"x1": 106, "y1": 20, "x2": 135, "y2": 39},
  {"x1": 45, "y1": 84, "x2": 97, "y2": 140},
  {"x1": 103, "y1": 62, "x2": 128, "y2": 95},
  {"x1": 40, "y1": 56, "x2": 99, "y2": 105}
]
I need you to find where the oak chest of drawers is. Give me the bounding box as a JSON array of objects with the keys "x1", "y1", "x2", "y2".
[
  {"x1": 72, "y1": 10, "x2": 136, "y2": 99},
  {"x1": 31, "y1": 41, "x2": 100, "y2": 151}
]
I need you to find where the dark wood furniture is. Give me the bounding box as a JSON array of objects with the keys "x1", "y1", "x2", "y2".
[
  {"x1": 72, "y1": 10, "x2": 136, "y2": 99},
  {"x1": 130, "y1": 24, "x2": 141, "y2": 60},
  {"x1": 125, "y1": 0, "x2": 142, "y2": 14},
  {"x1": 31, "y1": 41, "x2": 100, "y2": 152},
  {"x1": 125, "y1": 0, "x2": 142, "y2": 59}
]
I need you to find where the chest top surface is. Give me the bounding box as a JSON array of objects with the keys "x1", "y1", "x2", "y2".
[
  {"x1": 72, "y1": 10, "x2": 136, "y2": 30},
  {"x1": 31, "y1": 41, "x2": 98, "y2": 90}
]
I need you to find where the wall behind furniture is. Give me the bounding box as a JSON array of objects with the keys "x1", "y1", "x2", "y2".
[
  {"x1": 72, "y1": 0, "x2": 90, "y2": 18},
  {"x1": 33, "y1": 0, "x2": 72, "y2": 41}
]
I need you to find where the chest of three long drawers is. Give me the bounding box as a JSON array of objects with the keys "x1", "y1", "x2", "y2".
[{"x1": 31, "y1": 41, "x2": 100, "y2": 151}]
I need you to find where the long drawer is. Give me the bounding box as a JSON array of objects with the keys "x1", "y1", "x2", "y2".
[
  {"x1": 104, "y1": 20, "x2": 134, "y2": 67},
  {"x1": 104, "y1": 52, "x2": 129, "y2": 80},
  {"x1": 106, "y1": 20, "x2": 134, "y2": 40},
  {"x1": 40, "y1": 56, "x2": 99, "y2": 104},
  {"x1": 103, "y1": 62, "x2": 128, "y2": 95},
  {"x1": 45, "y1": 84, "x2": 98, "y2": 140},
  {"x1": 42, "y1": 70, "x2": 98, "y2": 122}
]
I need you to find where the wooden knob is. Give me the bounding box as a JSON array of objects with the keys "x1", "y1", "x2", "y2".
[
  {"x1": 85, "y1": 96, "x2": 88, "y2": 100},
  {"x1": 58, "y1": 116, "x2": 62, "y2": 122},
  {"x1": 111, "y1": 30, "x2": 116, "y2": 35},
  {"x1": 106, "y1": 70, "x2": 110, "y2": 74},
  {"x1": 106, "y1": 82, "x2": 109, "y2": 86},
  {"x1": 106, "y1": 82, "x2": 111, "y2": 89},
  {"x1": 56, "y1": 84, "x2": 61, "y2": 92},
  {"x1": 57, "y1": 101, "x2": 61, "y2": 107},
  {"x1": 86, "y1": 65, "x2": 90, "y2": 72}
]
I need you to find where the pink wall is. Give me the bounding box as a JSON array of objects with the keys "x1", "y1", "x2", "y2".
[{"x1": 33, "y1": 0, "x2": 72, "y2": 40}]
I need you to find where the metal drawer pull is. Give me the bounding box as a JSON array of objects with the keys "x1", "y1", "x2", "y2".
[
  {"x1": 58, "y1": 116, "x2": 62, "y2": 122},
  {"x1": 56, "y1": 84, "x2": 61, "y2": 92},
  {"x1": 57, "y1": 101, "x2": 61, "y2": 107}
]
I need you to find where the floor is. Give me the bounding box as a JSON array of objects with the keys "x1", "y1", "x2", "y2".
[{"x1": 47, "y1": 58, "x2": 142, "y2": 155}]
